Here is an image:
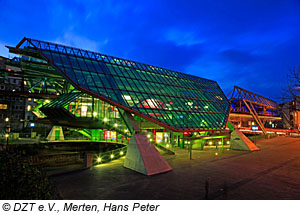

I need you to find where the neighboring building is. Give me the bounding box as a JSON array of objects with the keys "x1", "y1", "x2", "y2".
[
  {"x1": 280, "y1": 96, "x2": 300, "y2": 129},
  {"x1": 0, "y1": 56, "x2": 41, "y2": 135},
  {"x1": 0, "y1": 56, "x2": 25, "y2": 133}
]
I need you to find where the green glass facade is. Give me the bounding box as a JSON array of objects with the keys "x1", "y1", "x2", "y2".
[{"x1": 15, "y1": 37, "x2": 230, "y2": 131}]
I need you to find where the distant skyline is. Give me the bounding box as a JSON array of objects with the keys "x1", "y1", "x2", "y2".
[{"x1": 0, "y1": 0, "x2": 299, "y2": 102}]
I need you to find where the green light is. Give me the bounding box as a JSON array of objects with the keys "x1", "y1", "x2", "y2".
[
  {"x1": 120, "y1": 151, "x2": 124, "y2": 155},
  {"x1": 97, "y1": 157, "x2": 101, "y2": 162},
  {"x1": 110, "y1": 154, "x2": 114, "y2": 159}
]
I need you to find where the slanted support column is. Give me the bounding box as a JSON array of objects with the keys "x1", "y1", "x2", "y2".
[
  {"x1": 122, "y1": 111, "x2": 172, "y2": 175},
  {"x1": 124, "y1": 133, "x2": 172, "y2": 175},
  {"x1": 228, "y1": 122, "x2": 259, "y2": 151},
  {"x1": 117, "y1": 108, "x2": 139, "y2": 135},
  {"x1": 243, "y1": 99, "x2": 267, "y2": 135},
  {"x1": 125, "y1": 111, "x2": 140, "y2": 133}
]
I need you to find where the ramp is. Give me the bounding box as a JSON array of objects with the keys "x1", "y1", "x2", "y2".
[
  {"x1": 124, "y1": 134, "x2": 172, "y2": 175},
  {"x1": 230, "y1": 129, "x2": 259, "y2": 151}
]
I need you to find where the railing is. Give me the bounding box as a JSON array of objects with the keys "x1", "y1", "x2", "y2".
[
  {"x1": 153, "y1": 142, "x2": 175, "y2": 154},
  {"x1": 93, "y1": 145, "x2": 127, "y2": 165}
]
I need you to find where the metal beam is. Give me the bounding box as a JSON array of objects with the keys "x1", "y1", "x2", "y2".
[{"x1": 243, "y1": 99, "x2": 267, "y2": 135}]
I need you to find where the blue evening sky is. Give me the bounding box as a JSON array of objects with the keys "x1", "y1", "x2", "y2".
[{"x1": 0, "y1": 0, "x2": 299, "y2": 102}]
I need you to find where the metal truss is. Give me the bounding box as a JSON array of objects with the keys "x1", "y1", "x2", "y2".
[
  {"x1": 228, "y1": 86, "x2": 277, "y2": 109},
  {"x1": 228, "y1": 86, "x2": 279, "y2": 135}
]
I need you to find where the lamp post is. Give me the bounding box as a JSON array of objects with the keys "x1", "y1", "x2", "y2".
[
  {"x1": 5, "y1": 124, "x2": 11, "y2": 148},
  {"x1": 189, "y1": 141, "x2": 192, "y2": 160}
]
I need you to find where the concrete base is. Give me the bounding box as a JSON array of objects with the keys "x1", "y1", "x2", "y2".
[
  {"x1": 231, "y1": 129, "x2": 259, "y2": 151},
  {"x1": 124, "y1": 133, "x2": 172, "y2": 176}
]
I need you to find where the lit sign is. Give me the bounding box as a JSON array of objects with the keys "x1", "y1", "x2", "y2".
[
  {"x1": 156, "y1": 132, "x2": 163, "y2": 143},
  {"x1": 252, "y1": 126, "x2": 258, "y2": 131},
  {"x1": 111, "y1": 131, "x2": 117, "y2": 140}
]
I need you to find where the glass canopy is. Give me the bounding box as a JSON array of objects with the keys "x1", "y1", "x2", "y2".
[{"x1": 15, "y1": 37, "x2": 230, "y2": 131}]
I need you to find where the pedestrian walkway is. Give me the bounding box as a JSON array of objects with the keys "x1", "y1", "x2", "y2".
[{"x1": 52, "y1": 136, "x2": 300, "y2": 199}]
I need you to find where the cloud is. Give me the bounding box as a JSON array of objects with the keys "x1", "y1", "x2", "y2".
[
  {"x1": 219, "y1": 49, "x2": 259, "y2": 65},
  {"x1": 0, "y1": 41, "x2": 9, "y2": 58},
  {"x1": 53, "y1": 32, "x2": 105, "y2": 52},
  {"x1": 164, "y1": 28, "x2": 205, "y2": 46},
  {"x1": 122, "y1": 38, "x2": 204, "y2": 72}
]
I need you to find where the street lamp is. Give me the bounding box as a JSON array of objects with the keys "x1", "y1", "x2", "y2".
[{"x1": 5, "y1": 125, "x2": 11, "y2": 147}]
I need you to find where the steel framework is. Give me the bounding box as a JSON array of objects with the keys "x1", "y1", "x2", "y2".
[
  {"x1": 228, "y1": 86, "x2": 279, "y2": 134},
  {"x1": 11, "y1": 37, "x2": 231, "y2": 132}
]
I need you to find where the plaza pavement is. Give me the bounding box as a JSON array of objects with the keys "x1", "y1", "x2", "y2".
[{"x1": 52, "y1": 136, "x2": 300, "y2": 199}]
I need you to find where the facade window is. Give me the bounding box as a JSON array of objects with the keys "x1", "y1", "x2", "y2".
[{"x1": 0, "y1": 104, "x2": 7, "y2": 109}]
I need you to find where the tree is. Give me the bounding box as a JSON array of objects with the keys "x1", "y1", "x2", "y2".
[{"x1": 282, "y1": 66, "x2": 300, "y2": 102}]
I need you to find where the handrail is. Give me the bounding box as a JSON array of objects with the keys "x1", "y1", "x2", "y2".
[{"x1": 93, "y1": 145, "x2": 127, "y2": 165}]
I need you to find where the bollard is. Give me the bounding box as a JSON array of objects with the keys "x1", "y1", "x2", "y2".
[
  {"x1": 204, "y1": 177, "x2": 211, "y2": 200},
  {"x1": 84, "y1": 153, "x2": 93, "y2": 168}
]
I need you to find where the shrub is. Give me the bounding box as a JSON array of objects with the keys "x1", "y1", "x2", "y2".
[{"x1": 0, "y1": 150, "x2": 60, "y2": 199}]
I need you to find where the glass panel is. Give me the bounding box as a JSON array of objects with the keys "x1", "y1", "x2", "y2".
[{"x1": 30, "y1": 38, "x2": 231, "y2": 130}]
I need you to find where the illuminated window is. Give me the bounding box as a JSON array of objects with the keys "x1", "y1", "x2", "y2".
[
  {"x1": 0, "y1": 104, "x2": 7, "y2": 110},
  {"x1": 81, "y1": 106, "x2": 87, "y2": 117}
]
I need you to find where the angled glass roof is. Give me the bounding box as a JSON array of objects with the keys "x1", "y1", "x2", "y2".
[{"x1": 15, "y1": 37, "x2": 230, "y2": 131}]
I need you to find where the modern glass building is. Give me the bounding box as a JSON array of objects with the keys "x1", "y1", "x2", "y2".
[
  {"x1": 6, "y1": 37, "x2": 231, "y2": 147},
  {"x1": 5, "y1": 37, "x2": 232, "y2": 174}
]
